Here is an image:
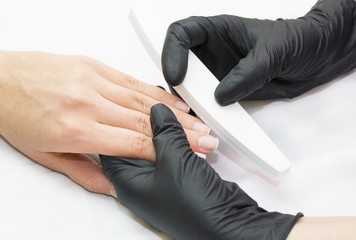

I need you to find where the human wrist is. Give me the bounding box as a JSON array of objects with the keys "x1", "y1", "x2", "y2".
[
  {"x1": 240, "y1": 210, "x2": 303, "y2": 240},
  {"x1": 287, "y1": 217, "x2": 356, "y2": 240},
  {"x1": 302, "y1": 0, "x2": 356, "y2": 78}
]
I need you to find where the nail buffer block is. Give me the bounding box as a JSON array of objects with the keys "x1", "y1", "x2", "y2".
[{"x1": 129, "y1": 2, "x2": 291, "y2": 177}]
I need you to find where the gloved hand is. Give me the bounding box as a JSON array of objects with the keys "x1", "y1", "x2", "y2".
[
  {"x1": 100, "y1": 103, "x2": 302, "y2": 240},
  {"x1": 162, "y1": 0, "x2": 356, "y2": 106}
]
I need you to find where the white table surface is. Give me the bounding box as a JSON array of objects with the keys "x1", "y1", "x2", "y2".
[{"x1": 1, "y1": 0, "x2": 355, "y2": 239}]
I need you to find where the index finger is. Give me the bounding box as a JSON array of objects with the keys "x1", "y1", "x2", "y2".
[{"x1": 162, "y1": 17, "x2": 208, "y2": 86}]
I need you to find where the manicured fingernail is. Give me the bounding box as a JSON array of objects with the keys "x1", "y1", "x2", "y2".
[
  {"x1": 193, "y1": 122, "x2": 211, "y2": 134},
  {"x1": 195, "y1": 152, "x2": 207, "y2": 159},
  {"x1": 110, "y1": 188, "x2": 117, "y2": 198},
  {"x1": 175, "y1": 100, "x2": 190, "y2": 112},
  {"x1": 198, "y1": 136, "x2": 219, "y2": 152}
]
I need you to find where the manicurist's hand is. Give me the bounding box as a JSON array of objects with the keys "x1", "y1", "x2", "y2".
[
  {"x1": 101, "y1": 103, "x2": 301, "y2": 239},
  {"x1": 0, "y1": 51, "x2": 218, "y2": 197},
  {"x1": 162, "y1": 0, "x2": 356, "y2": 105}
]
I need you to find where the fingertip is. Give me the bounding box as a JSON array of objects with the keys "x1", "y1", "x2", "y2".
[
  {"x1": 162, "y1": 38, "x2": 188, "y2": 86},
  {"x1": 214, "y1": 54, "x2": 270, "y2": 105},
  {"x1": 150, "y1": 103, "x2": 181, "y2": 136},
  {"x1": 214, "y1": 83, "x2": 242, "y2": 106},
  {"x1": 150, "y1": 104, "x2": 191, "y2": 164},
  {"x1": 83, "y1": 167, "x2": 115, "y2": 197},
  {"x1": 162, "y1": 17, "x2": 209, "y2": 87}
]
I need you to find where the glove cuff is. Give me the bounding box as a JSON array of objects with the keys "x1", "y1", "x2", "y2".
[{"x1": 281, "y1": 212, "x2": 304, "y2": 240}]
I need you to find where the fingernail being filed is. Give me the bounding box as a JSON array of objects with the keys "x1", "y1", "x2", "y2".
[
  {"x1": 175, "y1": 100, "x2": 190, "y2": 112},
  {"x1": 198, "y1": 135, "x2": 219, "y2": 152},
  {"x1": 193, "y1": 121, "x2": 211, "y2": 134},
  {"x1": 110, "y1": 188, "x2": 117, "y2": 198}
]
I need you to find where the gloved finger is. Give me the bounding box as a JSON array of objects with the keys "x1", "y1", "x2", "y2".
[
  {"x1": 150, "y1": 103, "x2": 194, "y2": 166},
  {"x1": 190, "y1": 15, "x2": 252, "y2": 81},
  {"x1": 150, "y1": 103, "x2": 219, "y2": 193},
  {"x1": 214, "y1": 47, "x2": 275, "y2": 105},
  {"x1": 162, "y1": 17, "x2": 208, "y2": 86},
  {"x1": 100, "y1": 154, "x2": 155, "y2": 186}
]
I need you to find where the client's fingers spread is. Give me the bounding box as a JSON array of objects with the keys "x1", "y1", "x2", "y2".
[{"x1": 35, "y1": 152, "x2": 114, "y2": 196}]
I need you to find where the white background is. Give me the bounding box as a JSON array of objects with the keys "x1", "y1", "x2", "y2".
[{"x1": 1, "y1": 0, "x2": 356, "y2": 239}]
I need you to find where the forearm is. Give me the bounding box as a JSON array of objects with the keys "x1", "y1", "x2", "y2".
[
  {"x1": 287, "y1": 217, "x2": 356, "y2": 240},
  {"x1": 0, "y1": 51, "x2": 11, "y2": 134}
]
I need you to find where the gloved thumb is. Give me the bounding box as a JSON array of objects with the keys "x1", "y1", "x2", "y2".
[
  {"x1": 150, "y1": 103, "x2": 192, "y2": 165},
  {"x1": 214, "y1": 47, "x2": 274, "y2": 105}
]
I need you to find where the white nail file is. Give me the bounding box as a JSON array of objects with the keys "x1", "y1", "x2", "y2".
[{"x1": 129, "y1": 3, "x2": 291, "y2": 177}]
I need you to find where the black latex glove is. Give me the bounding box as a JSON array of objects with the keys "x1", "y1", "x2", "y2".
[
  {"x1": 100, "y1": 103, "x2": 302, "y2": 240},
  {"x1": 162, "y1": 0, "x2": 356, "y2": 106}
]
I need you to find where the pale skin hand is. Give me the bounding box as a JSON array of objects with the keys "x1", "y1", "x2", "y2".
[
  {"x1": 0, "y1": 51, "x2": 218, "y2": 197},
  {"x1": 287, "y1": 217, "x2": 356, "y2": 240}
]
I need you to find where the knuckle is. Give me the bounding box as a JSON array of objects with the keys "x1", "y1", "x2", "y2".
[
  {"x1": 66, "y1": 123, "x2": 85, "y2": 139},
  {"x1": 168, "y1": 16, "x2": 202, "y2": 35},
  {"x1": 168, "y1": 17, "x2": 208, "y2": 47},
  {"x1": 77, "y1": 55, "x2": 96, "y2": 64},
  {"x1": 135, "y1": 115, "x2": 152, "y2": 137},
  {"x1": 168, "y1": 21, "x2": 186, "y2": 34},
  {"x1": 132, "y1": 94, "x2": 151, "y2": 114},
  {"x1": 69, "y1": 62, "x2": 91, "y2": 81},
  {"x1": 130, "y1": 135, "x2": 151, "y2": 156},
  {"x1": 126, "y1": 75, "x2": 140, "y2": 91},
  {"x1": 57, "y1": 117, "x2": 85, "y2": 140},
  {"x1": 36, "y1": 114, "x2": 67, "y2": 149},
  {"x1": 64, "y1": 86, "x2": 95, "y2": 109},
  {"x1": 167, "y1": 23, "x2": 189, "y2": 44},
  {"x1": 65, "y1": 65, "x2": 97, "y2": 89},
  {"x1": 155, "y1": 88, "x2": 170, "y2": 101},
  {"x1": 81, "y1": 174, "x2": 99, "y2": 193}
]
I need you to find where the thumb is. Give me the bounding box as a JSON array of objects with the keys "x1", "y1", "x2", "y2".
[
  {"x1": 100, "y1": 154, "x2": 155, "y2": 190},
  {"x1": 162, "y1": 17, "x2": 208, "y2": 86},
  {"x1": 214, "y1": 47, "x2": 274, "y2": 105},
  {"x1": 150, "y1": 103, "x2": 193, "y2": 165},
  {"x1": 36, "y1": 152, "x2": 115, "y2": 197}
]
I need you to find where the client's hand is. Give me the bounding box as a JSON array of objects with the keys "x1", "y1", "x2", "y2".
[
  {"x1": 0, "y1": 51, "x2": 217, "y2": 196},
  {"x1": 101, "y1": 103, "x2": 301, "y2": 239}
]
